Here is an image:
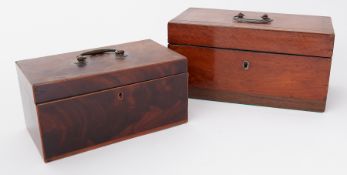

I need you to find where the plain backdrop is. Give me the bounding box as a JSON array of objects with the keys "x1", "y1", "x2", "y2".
[{"x1": 1, "y1": 0, "x2": 347, "y2": 174}]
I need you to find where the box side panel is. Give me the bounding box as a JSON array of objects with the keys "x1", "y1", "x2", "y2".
[
  {"x1": 16, "y1": 65, "x2": 44, "y2": 157},
  {"x1": 168, "y1": 22, "x2": 334, "y2": 58},
  {"x1": 169, "y1": 44, "x2": 331, "y2": 112},
  {"x1": 37, "y1": 73, "x2": 188, "y2": 162}
]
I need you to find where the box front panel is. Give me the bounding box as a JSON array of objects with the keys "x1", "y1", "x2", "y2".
[
  {"x1": 169, "y1": 44, "x2": 331, "y2": 111},
  {"x1": 37, "y1": 73, "x2": 188, "y2": 161}
]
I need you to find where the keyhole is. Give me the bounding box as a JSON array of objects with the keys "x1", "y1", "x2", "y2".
[
  {"x1": 243, "y1": 60, "x2": 250, "y2": 70},
  {"x1": 117, "y1": 92, "x2": 124, "y2": 100}
]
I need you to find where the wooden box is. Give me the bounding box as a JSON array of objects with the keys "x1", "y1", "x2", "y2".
[
  {"x1": 168, "y1": 8, "x2": 335, "y2": 112},
  {"x1": 16, "y1": 39, "x2": 188, "y2": 162}
]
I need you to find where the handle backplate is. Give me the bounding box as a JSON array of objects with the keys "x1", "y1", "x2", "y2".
[{"x1": 233, "y1": 12, "x2": 273, "y2": 24}]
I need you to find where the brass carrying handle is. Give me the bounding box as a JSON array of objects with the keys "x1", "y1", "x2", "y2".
[
  {"x1": 76, "y1": 49, "x2": 126, "y2": 63},
  {"x1": 233, "y1": 12, "x2": 273, "y2": 24}
]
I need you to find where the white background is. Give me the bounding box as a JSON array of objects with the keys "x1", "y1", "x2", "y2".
[{"x1": 1, "y1": 0, "x2": 347, "y2": 174}]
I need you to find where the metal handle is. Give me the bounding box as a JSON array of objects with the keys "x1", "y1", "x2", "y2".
[
  {"x1": 76, "y1": 48, "x2": 126, "y2": 64},
  {"x1": 233, "y1": 12, "x2": 273, "y2": 24},
  {"x1": 80, "y1": 48, "x2": 117, "y2": 56}
]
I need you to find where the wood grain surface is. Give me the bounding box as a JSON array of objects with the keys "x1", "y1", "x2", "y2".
[
  {"x1": 169, "y1": 44, "x2": 331, "y2": 111},
  {"x1": 16, "y1": 39, "x2": 188, "y2": 162},
  {"x1": 16, "y1": 39, "x2": 187, "y2": 103},
  {"x1": 168, "y1": 8, "x2": 335, "y2": 58},
  {"x1": 37, "y1": 73, "x2": 188, "y2": 162},
  {"x1": 16, "y1": 67, "x2": 44, "y2": 157}
]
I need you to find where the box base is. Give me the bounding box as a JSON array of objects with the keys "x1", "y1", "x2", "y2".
[
  {"x1": 44, "y1": 118, "x2": 187, "y2": 162},
  {"x1": 189, "y1": 87, "x2": 326, "y2": 112}
]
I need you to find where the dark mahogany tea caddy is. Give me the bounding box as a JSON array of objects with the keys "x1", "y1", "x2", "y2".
[{"x1": 16, "y1": 39, "x2": 188, "y2": 162}]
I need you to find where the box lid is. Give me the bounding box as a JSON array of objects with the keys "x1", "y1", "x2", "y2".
[
  {"x1": 16, "y1": 39, "x2": 187, "y2": 104},
  {"x1": 168, "y1": 8, "x2": 335, "y2": 58}
]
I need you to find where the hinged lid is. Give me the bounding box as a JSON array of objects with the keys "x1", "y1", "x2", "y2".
[
  {"x1": 16, "y1": 39, "x2": 187, "y2": 104},
  {"x1": 168, "y1": 8, "x2": 335, "y2": 58}
]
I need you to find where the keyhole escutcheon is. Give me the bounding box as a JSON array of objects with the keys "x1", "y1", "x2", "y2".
[
  {"x1": 117, "y1": 92, "x2": 124, "y2": 100},
  {"x1": 243, "y1": 60, "x2": 250, "y2": 70}
]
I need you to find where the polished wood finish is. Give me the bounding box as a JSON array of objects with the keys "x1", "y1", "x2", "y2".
[
  {"x1": 168, "y1": 8, "x2": 334, "y2": 111},
  {"x1": 169, "y1": 44, "x2": 330, "y2": 111},
  {"x1": 16, "y1": 40, "x2": 188, "y2": 162},
  {"x1": 16, "y1": 39, "x2": 186, "y2": 103},
  {"x1": 38, "y1": 73, "x2": 188, "y2": 162},
  {"x1": 16, "y1": 66, "x2": 44, "y2": 157},
  {"x1": 168, "y1": 8, "x2": 335, "y2": 58}
]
